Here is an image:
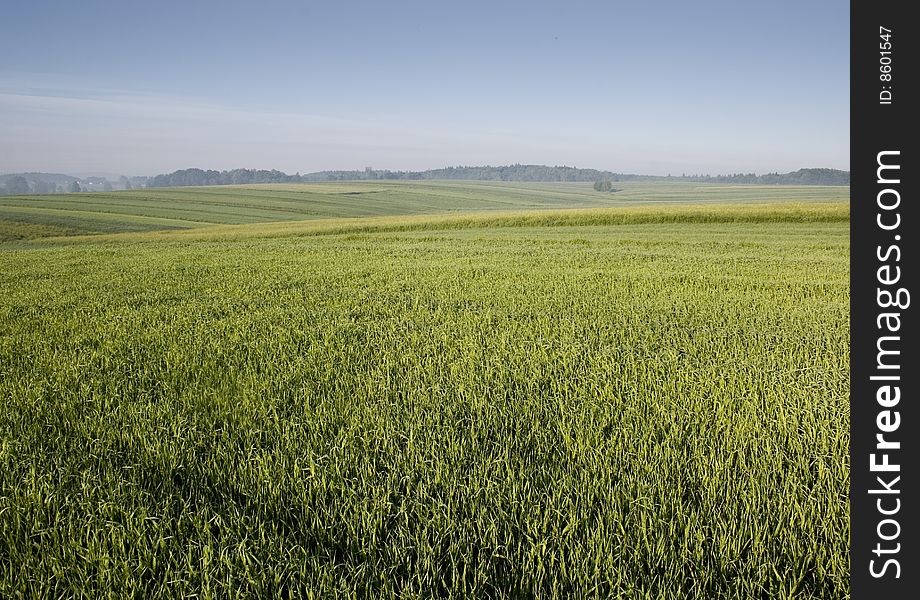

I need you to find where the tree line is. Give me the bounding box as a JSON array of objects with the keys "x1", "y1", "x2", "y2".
[
  {"x1": 147, "y1": 168, "x2": 303, "y2": 188},
  {"x1": 1, "y1": 166, "x2": 850, "y2": 195},
  {"x1": 0, "y1": 173, "x2": 148, "y2": 195},
  {"x1": 674, "y1": 168, "x2": 849, "y2": 185},
  {"x1": 147, "y1": 165, "x2": 850, "y2": 187}
]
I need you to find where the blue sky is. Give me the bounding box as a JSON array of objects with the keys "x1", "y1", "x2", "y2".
[{"x1": 0, "y1": 1, "x2": 848, "y2": 176}]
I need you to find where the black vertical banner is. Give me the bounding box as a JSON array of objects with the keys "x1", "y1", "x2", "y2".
[{"x1": 851, "y1": 0, "x2": 916, "y2": 598}]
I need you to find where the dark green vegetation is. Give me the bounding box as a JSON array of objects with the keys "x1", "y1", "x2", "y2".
[
  {"x1": 1, "y1": 180, "x2": 848, "y2": 242},
  {"x1": 143, "y1": 165, "x2": 849, "y2": 187},
  {"x1": 1, "y1": 166, "x2": 848, "y2": 197},
  {"x1": 593, "y1": 180, "x2": 618, "y2": 193},
  {"x1": 0, "y1": 173, "x2": 79, "y2": 196},
  {"x1": 0, "y1": 183, "x2": 848, "y2": 598},
  {"x1": 1, "y1": 167, "x2": 849, "y2": 197}
]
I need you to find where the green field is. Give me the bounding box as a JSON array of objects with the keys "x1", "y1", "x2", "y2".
[
  {"x1": 0, "y1": 180, "x2": 848, "y2": 242},
  {"x1": 0, "y1": 182, "x2": 848, "y2": 597}
]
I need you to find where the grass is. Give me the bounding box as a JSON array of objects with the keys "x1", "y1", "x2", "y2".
[
  {"x1": 0, "y1": 180, "x2": 849, "y2": 241},
  {"x1": 0, "y1": 185, "x2": 849, "y2": 598}
]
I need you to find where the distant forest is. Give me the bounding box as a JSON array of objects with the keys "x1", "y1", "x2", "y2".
[
  {"x1": 1, "y1": 166, "x2": 849, "y2": 195},
  {"x1": 0, "y1": 173, "x2": 148, "y2": 195},
  {"x1": 146, "y1": 165, "x2": 850, "y2": 188}
]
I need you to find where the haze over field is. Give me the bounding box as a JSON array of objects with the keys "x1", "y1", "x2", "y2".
[{"x1": 1, "y1": 1, "x2": 847, "y2": 176}]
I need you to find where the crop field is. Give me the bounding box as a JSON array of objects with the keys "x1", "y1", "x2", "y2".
[
  {"x1": 0, "y1": 180, "x2": 848, "y2": 242},
  {"x1": 0, "y1": 183, "x2": 848, "y2": 598}
]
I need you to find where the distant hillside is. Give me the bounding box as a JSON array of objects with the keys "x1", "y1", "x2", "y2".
[
  {"x1": 308, "y1": 166, "x2": 849, "y2": 185},
  {"x1": 3, "y1": 165, "x2": 849, "y2": 194},
  {"x1": 691, "y1": 168, "x2": 850, "y2": 185},
  {"x1": 0, "y1": 179, "x2": 848, "y2": 241},
  {"x1": 147, "y1": 168, "x2": 303, "y2": 188},
  {"x1": 0, "y1": 172, "x2": 78, "y2": 185},
  {"x1": 0, "y1": 172, "x2": 79, "y2": 195},
  {"x1": 0, "y1": 173, "x2": 149, "y2": 195},
  {"x1": 304, "y1": 165, "x2": 623, "y2": 183},
  {"x1": 147, "y1": 165, "x2": 849, "y2": 188}
]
